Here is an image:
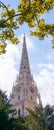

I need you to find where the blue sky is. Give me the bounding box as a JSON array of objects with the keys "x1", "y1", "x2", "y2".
[{"x1": 0, "y1": 0, "x2": 54, "y2": 106}]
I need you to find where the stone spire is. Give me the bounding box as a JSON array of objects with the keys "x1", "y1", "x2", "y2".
[
  {"x1": 19, "y1": 34, "x2": 30, "y2": 74},
  {"x1": 10, "y1": 34, "x2": 41, "y2": 117},
  {"x1": 19, "y1": 34, "x2": 31, "y2": 84}
]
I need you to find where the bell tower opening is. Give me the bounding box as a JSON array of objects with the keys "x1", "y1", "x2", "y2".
[{"x1": 18, "y1": 109, "x2": 20, "y2": 115}]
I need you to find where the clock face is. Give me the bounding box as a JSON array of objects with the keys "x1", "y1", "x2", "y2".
[{"x1": 30, "y1": 87, "x2": 34, "y2": 93}]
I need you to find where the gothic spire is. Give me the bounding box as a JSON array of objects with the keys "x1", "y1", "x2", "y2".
[
  {"x1": 10, "y1": 34, "x2": 42, "y2": 117},
  {"x1": 19, "y1": 34, "x2": 31, "y2": 79}
]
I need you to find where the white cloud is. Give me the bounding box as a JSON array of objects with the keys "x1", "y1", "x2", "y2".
[
  {"x1": 0, "y1": 44, "x2": 20, "y2": 96},
  {"x1": 38, "y1": 63, "x2": 54, "y2": 70},
  {"x1": 0, "y1": 35, "x2": 34, "y2": 96},
  {"x1": 46, "y1": 52, "x2": 54, "y2": 60},
  {"x1": 34, "y1": 64, "x2": 54, "y2": 106}
]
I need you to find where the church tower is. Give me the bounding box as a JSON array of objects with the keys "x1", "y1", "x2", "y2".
[{"x1": 10, "y1": 34, "x2": 41, "y2": 116}]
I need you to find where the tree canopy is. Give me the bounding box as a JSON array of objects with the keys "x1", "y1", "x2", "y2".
[
  {"x1": 0, "y1": 89, "x2": 28, "y2": 130},
  {"x1": 0, "y1": 0, "x2": 54, "y2": 54},
  {"x1": 25, "y1": 105, "x2": 54, "y2": 130},
  {"x1": 0, "y1": 89, "x2": 54, "y2": 130}
]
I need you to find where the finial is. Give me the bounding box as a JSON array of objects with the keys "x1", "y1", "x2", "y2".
[{"x1": 23, "y1": 33, "x2": 26, "y2": 43}]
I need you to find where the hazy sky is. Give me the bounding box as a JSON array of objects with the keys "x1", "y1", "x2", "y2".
[{"x1": 0, "y1": 0, "x2": 54, "y2": 106}]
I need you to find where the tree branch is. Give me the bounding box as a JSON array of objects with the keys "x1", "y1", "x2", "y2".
[
  {"x1": 0, "y1": 1, "x2": 10, "y2": 15},
  {"x1": 0, "y1": 0, "x2": 21, "y2": 24},
  {"x1": 29, "y1": 0, "x2": 31, "y2": 8},
  {"x1": 1, "y1": 13, "x2": 22, "y2": 24}
]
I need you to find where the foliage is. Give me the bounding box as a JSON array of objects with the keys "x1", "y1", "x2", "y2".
[
  {"x1": 43, "y1": 105, "x2": 54, "y2": 130},
  {"x1": 0, "y1": 0, "x2": 54, "y2": 54},
  {"x1": 0, "y1": 1, "x2": 19, "y2": 54},
  {"x1": 0, "y1": 89, "x2": 10, "y2": 130},
  {"x1": 12, "y1": 116, "x2": 28, "y2": 130},
  {"x1": 0, "y1": 89, "x2": 28, "y2": 130},
  {"x1": 25, "y1": 104, "x2": 54, "y2": 130},
  {"x1": 18, "y1": 0, "x2": 54, "y2": 46},
  {"x1": 0, "y1": 89, "x2": 14, "y2": 130},
  {"x1": 0, "y1": 89, "x2": 10, "y2": 111},
  {"x1": 0, "y1": 91, "x2": 54, "y2": 130}
]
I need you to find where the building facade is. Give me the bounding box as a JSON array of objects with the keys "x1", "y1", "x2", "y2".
[{"x1": 10, "y1": 34, "x2": 41, "y2": 116}]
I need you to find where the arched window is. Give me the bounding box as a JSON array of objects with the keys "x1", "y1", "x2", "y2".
[
  {"x1": 18, "y1": 95, "x2": 20, "y2": 100},
  {"x1": 31, "y1": 96, "x2": 33, "y2": 100},
  {"x1": 18, "y1": 109, "x2": 20, "y2": 115},
  {"x1": 24, "y1": 66, "x2": 26, "y2": 69}
]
